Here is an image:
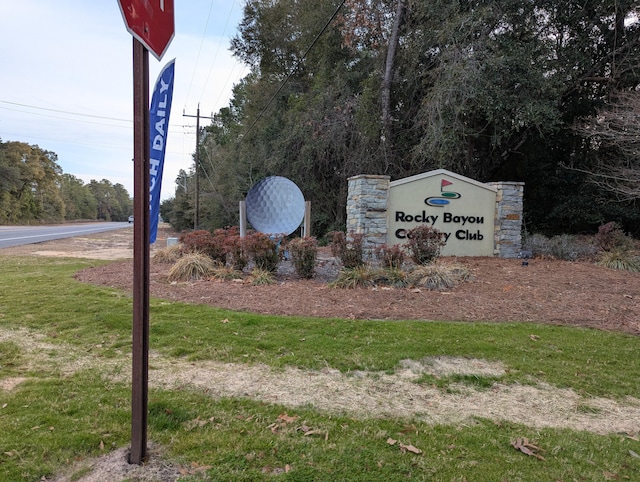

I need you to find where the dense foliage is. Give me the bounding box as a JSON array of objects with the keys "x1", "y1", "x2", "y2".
[
  {"x1": 0, "y1": 140, "x2": 132, "y2": 224},
  {"x1": 160, "y1": 0, "x2": 639, "y2": 237}
]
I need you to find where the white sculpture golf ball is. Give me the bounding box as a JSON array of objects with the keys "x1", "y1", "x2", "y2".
[{"x1": 246, "y1": 176, "x2": 305, "y2": 235}]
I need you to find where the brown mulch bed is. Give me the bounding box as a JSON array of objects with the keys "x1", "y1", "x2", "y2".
[{"x1": 75, "y1": 253, "x2": 640, "y2": 335}]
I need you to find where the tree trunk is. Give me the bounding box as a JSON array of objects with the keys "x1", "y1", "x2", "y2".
[{"x1": 380, "y1": 0, "x2": 406, "y2": 172}]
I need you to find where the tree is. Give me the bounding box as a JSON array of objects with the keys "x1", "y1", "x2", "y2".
[
  {"x1": 573, "y1": 91, "x2": 640, "y2": 201},
  {"x1": 194, "y1": 0, "x2": 640, "y2": 237},
  {"x1": 0, "y1": 141, "x2": 65, "y2": 223},
  {"x1": 59, "y1": 174, "x2": 97, "y2": 220}
]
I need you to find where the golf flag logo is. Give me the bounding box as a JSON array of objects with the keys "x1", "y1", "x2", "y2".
[
  {"x1": 149, "y1": 59, "x2": 175, "y2": 244},
  {"x1": 424, "y1": 178, "x2": 461, "y2": 206}
]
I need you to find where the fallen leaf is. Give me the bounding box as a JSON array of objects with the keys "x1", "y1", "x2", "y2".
[
  {"x1": 399, "y1": 443, "x2": 423, "y2": 455},
  {"x1": 99, "y1": 440, "x2": 104, "y2": 450},
  {"x1": 629, "y1": 450, "x2": 640, "y2": 459},
  {"x1": 529, "y1": 334, "x2": 541, "y2": 341},
  {"x1": 387, "y1": 438, "x2": 397, "y2": 446},
  {"x1": 220, "y1": 318, "x2": 229, "y2": 323},
  {"x1": 278, "y1": 413, "x2": 299, "y2": 424},
  {"x1": 623, "y1": 294, "x2": 633, "y2": 299},
  {"x1": 511, "y1": 437, "x2": 545, "y2": 461}
]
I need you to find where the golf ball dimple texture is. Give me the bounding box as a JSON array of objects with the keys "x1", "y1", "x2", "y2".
[{"x1": 246, "y1": 176, "x2": 305, "y2": 235}]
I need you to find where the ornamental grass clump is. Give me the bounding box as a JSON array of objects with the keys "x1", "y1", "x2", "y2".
[
  {"x1": 406, "y1": 262, "x2": 471, "y2": 290},
  {"x1": 287, "y1": 236, "x2": 318, "y2": 279},
  {"x1": 153, "y1": 244, "x2": 183, "y2": 264},
  {"x1": 596, "y1": 250, "x2": 640, "y2": 272},
  {"x1": 405, "y1": 225, "x2": 447, "y2": 265},
  {"x1": 330, "y1": 265, "x2": 377, "y2": 289},
  {"x1": 250, "y1": 268, "x2": 275, "y2": 285},
  {"x1": 167, "y1": 252, "x2": 217, "y2": 281}
]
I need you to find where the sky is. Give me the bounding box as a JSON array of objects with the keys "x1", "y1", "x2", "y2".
[{"x1": 0, "y1": 0, "x2": 248, "y2": 201}]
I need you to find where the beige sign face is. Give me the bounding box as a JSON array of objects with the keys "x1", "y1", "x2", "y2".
[{"x1": 387, "y1": 170, "x2": 496, "y2": 256}]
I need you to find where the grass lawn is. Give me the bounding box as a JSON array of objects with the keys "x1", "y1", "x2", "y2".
[{"x1": 0, "y1": 256, "x2": 639, "y2": 481}]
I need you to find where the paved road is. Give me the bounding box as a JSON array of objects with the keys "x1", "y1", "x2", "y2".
[{"x1": 0, "y1": 223, "x2": 131, "y2": 248}]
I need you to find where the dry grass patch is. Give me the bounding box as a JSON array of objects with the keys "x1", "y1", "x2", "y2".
[{"x1": 166, "y1": 252, "x2": 218, "y2": 281}]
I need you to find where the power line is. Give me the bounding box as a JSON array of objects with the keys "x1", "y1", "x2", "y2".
[
  {"x1": 184, "y1": 0, "x2": 216, "y2": 107},
  {"x1": 0, "y1": 99, "x2": 129, "y2": 122},
  {"x1": 238, "y1": 0, "x2": 346, "y2": 143},
  {"x1": 198, "y1": 0, "x2": 240, "y2": 103}
]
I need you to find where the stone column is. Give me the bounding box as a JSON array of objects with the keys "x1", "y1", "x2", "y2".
[
  {"x1": 487, "y1": 182, "x2": 524, "y2": 258},
  {"x1": 346, "y1": 175, "x2": 390, "y2": 257}
]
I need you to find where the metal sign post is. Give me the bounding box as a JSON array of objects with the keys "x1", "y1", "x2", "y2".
[
  {"x1": 117, "y1": 0, "x2": 174, "y2": 465},
  {"x1": 130, "y1": 38, "x2": 150, "y2": 465}
]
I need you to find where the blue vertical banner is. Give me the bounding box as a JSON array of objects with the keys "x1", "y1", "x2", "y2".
[{"x1": 149, "y1": 59, "x2": 175, "y2": 244}]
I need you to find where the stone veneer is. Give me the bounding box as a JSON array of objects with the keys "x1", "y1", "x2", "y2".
[
  {"x1": 346, "y1": 174, "x2": 524, "y2": 258},
  {"x1": 486, "y1": 181, "x2": 524, "y2": 258}
]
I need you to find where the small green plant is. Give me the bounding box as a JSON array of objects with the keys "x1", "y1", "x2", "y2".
[
  {"x1": 287, "y1": 236, "x2": 318, "y2": 279},
  {"x1": 245, "y1": 232, "x2": 279, "y2": 272},
  {"x1": 251, "y1": 268, "x2": 275, "y2": 285},
  {"x1": 374, "y1": 243, "x2": 405, "y2": 269},
  {"x1": 375, "y1": 266, "x2": 407, "y2": 287},
  {"x1": 405, "y1": 225, "x2": 446, "y2": 264},
  {"x1": 406, "y1": 262, "x2": 470, "y2": 290},
  {"x1": 167, "y1": 252, "x2": 217, "y2": 281}
]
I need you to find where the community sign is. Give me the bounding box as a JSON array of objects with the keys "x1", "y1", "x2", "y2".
[{"x1": 387, "y1": 169, "x2": 497, "y2": 256}]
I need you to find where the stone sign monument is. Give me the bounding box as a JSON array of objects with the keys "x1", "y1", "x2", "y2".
[{"x1": 346, "y1": 169, "x2": 524, "y2": 258}]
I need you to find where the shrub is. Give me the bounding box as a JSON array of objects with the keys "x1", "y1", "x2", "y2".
[
  {"x1": 329, "y1": 231, "x2": 365, "y2": 268},
  {"x1": 595, "y1": 222, "x2": 632, "y2": 252},
  {"x1": 245, "y1": 232, "x2": 279, "y2": 272},
  {"x1": 167, "y1": 253, "x2": 217, "y2": 281},
  {"x1": 224, "y1": 230, "x2": 249, "y2": 271},
  {"x1": 405, "y1": 225, "x2": 446, "y2": 265},
  {"x1": 287, "y1": 236, "x2": 318, "y2": 279},
  {"x1": 328, "y1": 231, "x2": 345, "y2": 258},
  {"x1": 406, "y1": 262, "x2": 471, "y2": 290},
  {"x1": 179, "y1": 229, "x2": 226, "y2": 263},
  {"x1": 374, "y1": 244, "x2": 405, "y2": 269},
  {"x1": 523, "y1": 233, "x2": 597, "y2": 261}
]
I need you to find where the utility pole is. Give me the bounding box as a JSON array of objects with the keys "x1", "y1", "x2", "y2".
[{"x1": 183, "y1": 105, "x2": 215, "y2": 229}]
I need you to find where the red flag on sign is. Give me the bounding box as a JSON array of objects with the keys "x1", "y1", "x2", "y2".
[{"x1": 441, "y1": 179, "x2": 453, "y2": 188}]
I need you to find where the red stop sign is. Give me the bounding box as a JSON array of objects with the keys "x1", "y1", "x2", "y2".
[{"x1": 118, "y1": 0, "x2": 175, "y2": 60}]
